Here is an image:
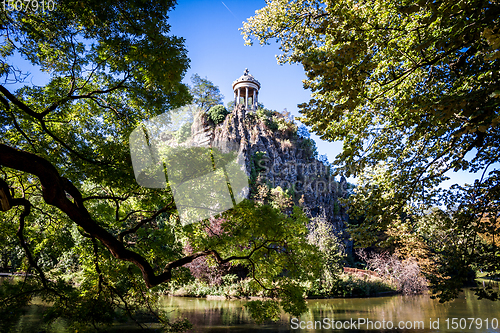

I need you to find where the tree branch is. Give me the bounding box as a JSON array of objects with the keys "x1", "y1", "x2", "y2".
[
  {"x1": 10, "y1": 196, "x2": 50, "y2": 289},
  {"x1": 117, "y1": 200, "x2": 174, "y2": 242},
  {"x1": 0, "y1": 144, "x2": 243, "y2": 288},
  {"x1": 0, "y1": 85, "x2": 41, "y2": 120}
]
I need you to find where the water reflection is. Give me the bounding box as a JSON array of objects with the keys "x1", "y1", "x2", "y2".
[
  {"x1": 10, "y1": 288, "x2": 500, "y2": 332},
  {"x1": 161, "y1": 289, "x2": 500, "y2": 333}
]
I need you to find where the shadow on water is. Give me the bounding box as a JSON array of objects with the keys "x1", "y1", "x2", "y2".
[{"x1": 7, "y1": 288, "x2": 500, "y2": 332}]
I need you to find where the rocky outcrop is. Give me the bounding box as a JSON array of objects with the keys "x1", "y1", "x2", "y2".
[{"x1": 190, "y1": 104, "x2": 350, "y2": 239}]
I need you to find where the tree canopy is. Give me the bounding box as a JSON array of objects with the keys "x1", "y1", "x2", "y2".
[
  {"x1": 189, "y1": 73, "x2": 224, "y2": 111},
  {"x1": 243, "y1": 0, "x2": 500, "y2": 301},
  {"x1": 0, "y1": 1, "x2": 323, "y2": 330}
]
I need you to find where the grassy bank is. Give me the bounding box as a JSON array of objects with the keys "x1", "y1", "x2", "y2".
[{"x1": 165, "y1": 273, "x2": 396, "y2": 299}]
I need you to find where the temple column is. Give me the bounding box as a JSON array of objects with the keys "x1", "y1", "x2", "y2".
[
  {"x1": 234, "y1": 91, "x2": 236, "y2": 105},
  {"x1": 232, "y1": 69, "x2": 260, "y2": 111}
]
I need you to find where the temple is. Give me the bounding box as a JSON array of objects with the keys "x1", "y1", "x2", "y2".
[{"x1": 232, "y1": 69, "x2": 260, "y2": 111}]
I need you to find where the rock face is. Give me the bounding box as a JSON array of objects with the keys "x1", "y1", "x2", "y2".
[{"x1": 191, "y1": 104, "x2": 350, "y2": 241}]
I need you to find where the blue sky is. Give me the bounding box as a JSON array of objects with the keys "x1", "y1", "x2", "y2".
[
  {"x1": 168, "y1": 0, "x2": 345, "y2": 179},
  {"x1": 168, "y1": 0, "x2": 486, "y2": 188},
  {"x1": 6, "y1": 0, "x2": 487, "y2": 188}
]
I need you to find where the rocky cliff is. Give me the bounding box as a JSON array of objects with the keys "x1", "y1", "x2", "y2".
[{"x1": 190, "y1": 104, "x2": 350, "y2": 239}]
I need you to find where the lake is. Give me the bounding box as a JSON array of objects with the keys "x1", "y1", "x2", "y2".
[
  {"x1": 9, "y1": 287, "x2": 500, "y2": 332},
  {"x1": 161, "y1": 288, "x2": 500, "y2": 333}
]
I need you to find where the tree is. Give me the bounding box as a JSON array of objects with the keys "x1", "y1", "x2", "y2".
[
  {"x1": 174, "y1": 121, "x2": 193, "y2": 143},
  {"x1": 243, "y1": 0, "x2": 500, "y2": 301},
  {"x1": 0, "y1": 1, "x2": 321, "y2": 330},
  {"x1": 0, "y1": 1, "x2": 193, "y2": 330},
  {"x1": 306, "y1": 213, "x2": 345, "y2": 294},
  {"x1": 226, "y1": 100, "x2": 235, "y2": 113},
  {"x1": 189, "y1": 73, "x2": 224, "y2": 111},
  {"x1": 187, "y1": 200, "x2": 322, "y2": 323}
]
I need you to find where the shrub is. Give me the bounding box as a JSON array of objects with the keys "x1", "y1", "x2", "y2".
[
  {"x1": 184, "y1": 217, "x2": 231, "y2": 285},
  {"x1": 336, "y1": 273, "x2": 395, "y2": 297},
  {"x1": 171, "y1": 277, "x2": 265, "y2": 298},
  {"x1": 245, "y1": 111, "x2": 256, "y2": 123},
  {"x1": 305, "y1": 272, "x2": 395, "y2": 297},
  {"x1": 277, "y1": 118, "x2": 297, "y2": 135},
  {"x1": 207, "y1": 105, "x2": 229, "y2": 124},
  {"x1": 256, "y1": 107, "x2": 273, "y2": 120},
  {"x1": 356, "y1": 250, "x2": 428, "y2": 295},
  {"x1": 250, "y1": 151, "x2": 268, "y2": 179},
  {"x1": 280, "y1": 139, "x2": 293, "y2": 150},
  {"x1": 266, "y1": 117, "x2": 279, "y2": 131},
  {"x1": 270, "y1": 186, "x2": 293, "y2": 213},
  {"x1": 300, "y1": 138, "x2": 318, "y2": 158},
  {"x1": 256, "y1": 107, "x2": 279, "y2": 131}
]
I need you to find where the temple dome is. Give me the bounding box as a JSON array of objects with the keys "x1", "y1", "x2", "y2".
[{"x1": 232, "y1": 68, "x2": 261, "y2": 90}]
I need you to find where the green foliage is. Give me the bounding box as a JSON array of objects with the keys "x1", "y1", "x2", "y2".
[
  {"x1": 412, "y1": 205, "x2": 500, "y2": 301},
  {"x1": 276, "y1": 117, "x2": 298, "y2": 135},
  {"x1": 172, "y1": 204, "x2": 394, "y2": 302},
  {"x1": 0, "y1": 0, "x2": 295, "y2": 330},
  {"x1": 207, "y1": 104, "x2": 229, "y2": 124},
  {"x1": 256, "y1": 107, "x2": 279, "y2": 131},
  {"x1": 175, "y1": 122, "x2": 192, "y2": 143},
  {"x1": 256, "y1": 104, "x2": 298, "y2": 135},
  {"x1": 255, "y1": 107, "x2": 297, "y2": 134},
  {"x1": 190, "y1": 74, "x2": 224, "y2": 111},
  {"x1": 333, "y1": 202, "x2": 340, "y2": 215},
  {"x1": 278, "y1": 282, "x2": 308, "y2": 317},
  {"x1": 244, "y1": 300, "x2": 280, "y2": 324},
  {"x1": 249, "y1": 151, "x2": 269, "y2": 195},
  {"x1": 173, "y1": 270, "x2": 395, "y2": 300},
  {"x1": 184, "y1": 200, "x2": 323, "y2": 321},
  {"x1": 335, "y1": 273, "x2": 395, "y2": 297},
  {"x1": 226, "y1": 100, "x2": 235, "y2": 113},
  {"x1": 299, "y1": 137, "x2": 318, "y2": 159},
  {"x1": 267, "y1": 120, "x2": 279, "y2": 131},
  {"x1": 252, "y1": 151, "x2": 268, "y2": 174},
  {"x1": 256, "y1": 107, "x2": 273, "y2": 120},
  {"x1": 172, "y1": 277, "x2": 264, "y2": 298},
  {"x1": 307, "y1": 215, "x2": 345, "y2": 294},
  {"x1": 308, "y1": 216, "x2": 345, "y2": 271},
  {"x1": 243, "y1": 0, "x2": 500, "y2": 302}
]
